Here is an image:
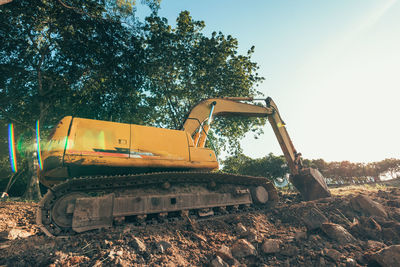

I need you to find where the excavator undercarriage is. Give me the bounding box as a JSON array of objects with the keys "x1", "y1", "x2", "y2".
[{"x1": 37, "y1": 172, "x2": 278, "y2": 236}]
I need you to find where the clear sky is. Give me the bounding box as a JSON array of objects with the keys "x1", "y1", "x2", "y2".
[{"x1": 137, "y1": 0, "x2": 400, "y2": 163}]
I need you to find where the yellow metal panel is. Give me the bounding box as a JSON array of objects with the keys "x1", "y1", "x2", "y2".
[
  {"x1": 186, "y1": 132, "x2": 194, "y2": 147},
  {"x1": 64, "y1": 154, "x2": 218, "y2": 170},
  {"x1": 189, "y1": 147, "x2": 218, "y2": 164},
  {"x1": 130, "y1": 125, "x2": 189, "y2": 161},
  {"x1": 43, "y1": 116, "x2": 72, "y2": 155},
  {"x1": 66, "y1": 118, "x2": 130, "y2": 157}
]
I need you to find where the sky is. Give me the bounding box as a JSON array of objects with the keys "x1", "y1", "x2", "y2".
[{"x1": 137, "y1": 0, "x2": 400, "y2": 163}]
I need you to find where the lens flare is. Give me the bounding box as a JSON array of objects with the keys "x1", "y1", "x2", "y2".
[
  {"x1": 8, "y1": 124, "x2": 17, "y2": 172},
  {"x1": 36, "y1": 120, "x2": 43, "y2": 170}
]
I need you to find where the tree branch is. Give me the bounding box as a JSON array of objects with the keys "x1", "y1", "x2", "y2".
[{"x1": 0, "y1": 106, "x2": 35, "y2": 130}]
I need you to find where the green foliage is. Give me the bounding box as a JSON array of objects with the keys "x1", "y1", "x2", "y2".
[
  {"x1": 222, "y1": 152, "x2": 288, "y2": 181},
  {"x1": 224, "y1": 154, "x2": 400, "y2": 185},
  {"x1": 1, "y1": 2, "x2": 265, "y2": 196},
  {"x1": 141, "y1": 11, "x2": 265, "y2": 153},
  {"x1": 303, "y1": 158, "x2": 400, "y2": 183}
]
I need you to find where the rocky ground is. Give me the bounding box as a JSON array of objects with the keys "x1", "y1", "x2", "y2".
[{"x1": 1, "y1": 180, "x2": 400, "y2": 267}]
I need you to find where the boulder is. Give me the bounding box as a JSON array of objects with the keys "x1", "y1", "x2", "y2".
[
  {"x1": 351, "y1": 194, "x2": 387, "y2": 218},
  {"x1": 323, "y1": 248, "x2": 341, "y2": 262},
  {"x1": 321, "y1": 222, "x2": 356, "y2": 244},
  {"x1": 230, "y1": 239, "x2": 256, "y2": 258},
  {"x1": 366, "y1": 240, "x2": 386, "y2": 250},
  {"x1": 382, "y1": 227, "x2": 400, "y2": 242},
  {"x1": 280, "y1": 244, "x2": 299, "y2": 256},
  {"x1": 210, "y1": 256, "x2": 229, "y2": 267},
  {"x1": 261, "y1": 239, "x2": 281, "y2": 254},
  {"x1": 215, "y1": 245, "x2": 238, "y2": 265},
  {"x1": 370, "y1": 245, "x2": 400, "y2": 267},
  {"x1": 302, "y1": 207, "x2": 328, "y2": 230}
]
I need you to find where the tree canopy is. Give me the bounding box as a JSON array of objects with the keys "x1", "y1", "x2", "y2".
[
  {"x1": 0, "y1": 0, "x2": 265, "y2": 196},
  {"x1": 222, "y1": 153, "x2": 288, "y2": 181}
]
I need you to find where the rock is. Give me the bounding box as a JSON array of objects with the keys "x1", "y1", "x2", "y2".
[
  {"x1": 354, "y1": 251, "x2": 367, "y2": 265},
  {"x1": 192, "y1": 233, "x2": 207, "y2": 242},
  {"x1": 215, "y1": 245, "x2": 238, "y2": 265},
  {"x1": 230, "y1": 239, "x2": 256, "y2": 258},
  {"x1": 366, "y1": 240, "x2": 386, "y2": 250},
  {"x1": 108, "y1": 249, "x2": 116, "y2": 260},
  {"x1": 6, "y1": 228, "x2": 32, "y2": 240},
  {"x1": 130, "y1": 237, "x2": 146, "y2": 253},
  {"x1": 323, "y1": 248, "x2": 341, "y2": 262},
  {"x1": 281, "y1": 244, "x2": 298, "y2": 256},
  {"x1": 353, "y1": 217, "x2": 382, "y2": 239},
  {"x1": 236, "y1": 223, "x2": 247, "y2": 234},
  {"x1": 261, "y1": 239, "x2": 281, "y2": 254},
  {"x1": 294, "y1": 231, "x2": 307, "y2": 241},
  {"x1": 156, "y1": 241, "x2": 173, "y2": 254},
  {"x1": 302, "y1": 207, "x2": 328, "y2": 230},
  {"x1": 370, "y1": 245, "x2": 400, "y2": 267},
  {"x1": 241, "y1": 229, "x2": 259, "y2": 243},
  {"x1": 308, "y1": 234, "x2": 322, "y2": 243},
  {"x1": 210, "y1": 256, "x2": 229, "y2": 267},
  {"x1": 382, "y1": 227, "x2": 399, "y2": 242},
  {"x1": 345, "y1": 258, "x2": 357, "y2": 267},
  {"x1": 116, "y1": 249, "x2": 123, "y2": 257},
  {"x1": 321, "y1": 222, "x2": 356, "y2": 244},
  {"x1": 114, "y1": 258, "x2": 132, "y2": 267},
  {"x1": 351, "y1": 194, "x2": 388, "y2": 218}
]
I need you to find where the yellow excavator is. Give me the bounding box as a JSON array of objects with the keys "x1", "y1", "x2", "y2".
[{"x1": 37, "y1": 97, "x2": 330, "y2": 236}]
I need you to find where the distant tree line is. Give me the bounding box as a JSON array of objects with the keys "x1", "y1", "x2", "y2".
[{"x1": 222, "y1": 153, "x2": 400, "y2": 184}]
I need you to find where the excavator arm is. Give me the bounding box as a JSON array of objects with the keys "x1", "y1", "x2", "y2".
[{"x1": 182, "y1": 97, "x2": 331, "y2": 200}]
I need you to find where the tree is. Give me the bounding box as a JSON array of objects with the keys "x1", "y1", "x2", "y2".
[
  {"x1": 0, "y1": 0, "x2": 156, "y2": 198},
  {"x1": 222, "y1": 153, "x2": 288, "y2": 181},
  {"x1": 1, "y1": 4, "x2": 265, "y2": 197},
  {"x1": 141, "y1": 11, "x2": 265, "y2": 153}
]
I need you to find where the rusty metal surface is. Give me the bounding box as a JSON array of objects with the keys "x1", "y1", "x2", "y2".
[
  {"x1": 72, "y1": 194, "x2": 114, "y2": 233},
  {"x1": 37, "y1": 171, "x2": 278, "y2": 236}
]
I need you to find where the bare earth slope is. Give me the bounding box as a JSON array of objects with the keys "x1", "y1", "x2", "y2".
[{"x1": 1, "y1": 179, "x2": 400, "y2": 267}]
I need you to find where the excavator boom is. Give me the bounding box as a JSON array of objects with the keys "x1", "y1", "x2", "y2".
[{"x1": 182, "y1": 97, "x2": 331, "y2": 200}]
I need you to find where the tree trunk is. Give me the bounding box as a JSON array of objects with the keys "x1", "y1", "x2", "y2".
[
  {"x1": 23, "y1": 151, "x2": 41, "y2": 200},
  {"x1": 23, "y1": 49, "x2": 47, "y2": 201}
]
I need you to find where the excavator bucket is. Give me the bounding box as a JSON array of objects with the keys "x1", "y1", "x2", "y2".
[{"x1": 290, "y1": 168, "x2": 331, "y2": 201}]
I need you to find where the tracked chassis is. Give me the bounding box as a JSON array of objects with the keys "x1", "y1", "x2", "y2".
[{"x1": 37, "y1": 172, "x2": 278, "y2": 236}]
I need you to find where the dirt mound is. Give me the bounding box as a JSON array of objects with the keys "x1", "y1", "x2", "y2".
[{"x1": 1, "y1": 183, "x2": 400, "y2": 266}]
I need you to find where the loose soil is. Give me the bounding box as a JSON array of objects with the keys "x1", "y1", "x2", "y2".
[{"x1": 1, "y1": 179, "x2": 400, "y2": 267}]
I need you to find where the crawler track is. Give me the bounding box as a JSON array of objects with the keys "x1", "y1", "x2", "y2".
[{"x1": 37, "y1": 172, "x2": 278, "y2": 236}]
